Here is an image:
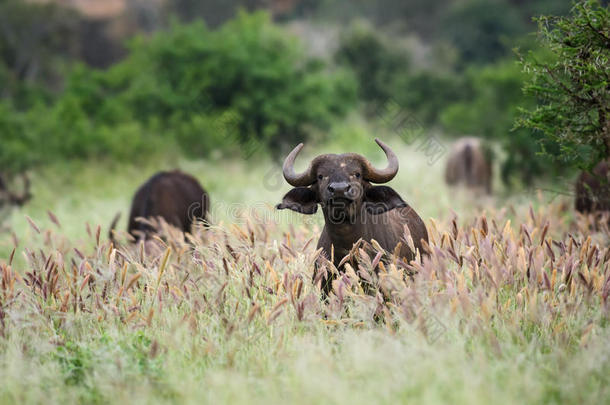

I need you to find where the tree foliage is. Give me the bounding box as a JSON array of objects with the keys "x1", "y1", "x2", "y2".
[
  {"x1": 442, "y1": 0, "x2": 527, "y2": 65},
  {"x1": 0, "y1": 0, "x2": 80, "y2": 107},
  {"x1": 0, "y1": 12, "x2": 356, "y2": 172},
  {"x1": 519, "y1": 0, "x2": 610, "y2": 168},
  {"x1": 335, "y1": 21, "x2": 409, "y2": 103},
  {"x1": 167, "y1": 0, "x2": 264, "y2": 27}
]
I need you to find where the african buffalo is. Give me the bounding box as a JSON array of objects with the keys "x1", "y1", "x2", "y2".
[
  {"x1": 276, "y1": 139, "x2": 428, "y2": 294},
  {"x1": 0, "y1": 173, "x2": 32, "y2": 208},
  {"x1": 445, "y1": 137, "x2": 492, "y2": 194},
  {"x1": 575, "y1": 159, "x2": 610, "y2": 213},
  {"x1": 110, "y1": 170, "x2": 209, "y2": 242}
]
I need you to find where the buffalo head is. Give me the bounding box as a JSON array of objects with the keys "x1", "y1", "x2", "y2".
[{"x1": 276, "y1": 138, "x2": 407, "y2": 223}]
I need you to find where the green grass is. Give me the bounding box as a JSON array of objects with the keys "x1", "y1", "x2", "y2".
[{"x1": 0, "y1": 135, "x2": 608, "y2": 405}]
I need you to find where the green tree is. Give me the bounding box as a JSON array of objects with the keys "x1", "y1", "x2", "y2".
[
  {"x1": 0, "y1": 11, "x2": 357, "y2": 171},
  {"x1": 394, "y1": 71, "x2": 464, "y2": 126},
  {"x1": 167, "y1": 0, "x2": 265, "y2": 27},
  {"x1": 519, "y1": 0, "x2": 610, "y2": 168},
  {"x1": 111, "y1": 11, "x2": 357, "y2": 152},
  {"x1": 0, "y1": 0, "x2": 79, "y2": 105},
  {"x1": 335, "y1": 21, "x2": 409, "y2": 104},
  {"x1": 441, "y1": 0, "x2": 527, "y2": 65}
]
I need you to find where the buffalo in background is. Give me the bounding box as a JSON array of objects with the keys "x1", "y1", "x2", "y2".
[
  {"x1": 575, "y1": 159, "x2": 610, "y2": 213},
  {"x1": 0, "y1": 173, "x2": 32, "y2": 208},
  {"x1": 110, "y1": 170, "x2": 209, "y2": 242},
  {"x1": 276, "y1": 139, "x2": 428, "y2": 295},
  {"x1": 445, "y1": 137, "x2": 493, "y2": 194}
]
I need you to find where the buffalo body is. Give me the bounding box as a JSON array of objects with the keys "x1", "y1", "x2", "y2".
[
  {"x1": 575, "y1": 160, "x2": 610, "y2": 213},
  {"x1": 113, "y1": 170, "x2": 209, "y2": 241},
  {"x1": 277, "y1": 139, "x2": 428, "y2": 295},
  {"x1": 445, "y1": 137, "x2": 492, "y2": 194}
]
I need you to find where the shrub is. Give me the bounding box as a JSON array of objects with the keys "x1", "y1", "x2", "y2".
[
  {"x1": 0, "y1": 102, "x2": 38, "y2": 173},
  {"x1": 393, "y1": 71, "x2": 465, "y2": 126},
  {"x1": 335, "y1": 21, "x2": 409, "y2": 104},
  {"x1": 0, "y1": 11, "x2": 357, "y2": 172},
  {"x1": 441, "y1": 0, "x2": 527, "y2": 66},
  {"x1": 62, "y1": 11, "x2": 356, "y2": 155},
  {"x1": 0, "y1": 0, "x2": 80, "y2": 103}
]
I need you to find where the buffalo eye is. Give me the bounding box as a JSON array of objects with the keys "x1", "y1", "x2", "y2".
[
  {"x1": 354, "y1": 172, "x2": 361, "y2": 178},
  {"x1": 317, "y1": 174, "x2": 324, "y2": 180}
]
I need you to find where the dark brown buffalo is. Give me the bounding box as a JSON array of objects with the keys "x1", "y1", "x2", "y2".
[
  {"x1": 0, "y1": 173, "x2": 32, "y2": 208},
  {"x1": 445, "y1": 137, "x2": 492, "y2": 194},
  {"x1": 575, "y1": 159, "x2": 610, "y2": 213},
  {"x1": 276, "y1": 139, "x2": 428, "y2": 295},
  {"x1": 110, "y1": 170, "x2": 209, "y2": 242}
]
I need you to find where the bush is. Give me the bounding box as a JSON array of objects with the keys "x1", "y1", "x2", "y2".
[
  {"x1": 335, "y1": 21, "x2": 409, "y2": 104},
  {"x1": 441, "y1": 0, "x2": 527, "y2": 66},
  {"x1": 0, "y1": 102, "x2": 38, "y2": 173},
  {"x1": 65, "y1": 11, "x2": 356, "y2": 154},
  {"x1": 0, "y1": 0, "x2": 80, "y2": 104},
  {"x1": 0, "y1": 11, "x2": 357, "y2": 171},
  {"x1": 393, "y1": 71, "x2": 465, "y2": 126},
  {"x1": 335, "y1": 22, "x2": 464, "y2": 126}
]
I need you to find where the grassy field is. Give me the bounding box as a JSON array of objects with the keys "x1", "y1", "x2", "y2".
[{"x1": 0, "y1": 131, "x2": 609, "y2": 404}]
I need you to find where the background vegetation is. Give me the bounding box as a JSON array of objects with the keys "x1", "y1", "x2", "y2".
[
  {"x1": 2, "y1": 0, "x2": 602, "y2": 184},
  {"x1": 1, "y1": 10, "x2": 356, "y2": 172}
]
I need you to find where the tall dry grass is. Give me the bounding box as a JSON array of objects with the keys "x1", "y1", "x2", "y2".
[
  {"x1": 0, "y1": 200, "x2": 608, "y2": 404},
  {"x1": 0, "y1": 135, "x2": 608, "y2": 404}
]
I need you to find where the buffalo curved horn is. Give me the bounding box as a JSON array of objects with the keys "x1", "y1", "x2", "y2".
[
  {"x1": 282, "y1": 143, "x2": 316, "y2": 187},
  {"x1": 361, "y1": 138, "x2": 399, "y2": 183}
]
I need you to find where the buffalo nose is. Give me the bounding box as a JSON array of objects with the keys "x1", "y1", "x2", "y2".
[{"x1": 328, "y1": 182, "x2": 351, "y2": 195}]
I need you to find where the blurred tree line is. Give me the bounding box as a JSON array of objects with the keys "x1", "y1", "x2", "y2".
[
  {"x1": 0, "y1": 0, "x2": 607, "y2": 187},
  {"x1": 327, "y1": 0, "x2": 608, "y2": 185},
  {"x1": 328, "y1": 0, "x2": 584, "y2": 186},
  {"x1": 0, "y1": 9, "x2": 355, "y2": 172}
]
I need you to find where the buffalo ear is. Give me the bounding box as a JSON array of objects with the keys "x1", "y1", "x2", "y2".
[
  {"x1": 276, "y1": 187, "x2": 318, "y2": 214},
  {"x1": 363, "y1": 186, "x2": 407, "y2": 214}
]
